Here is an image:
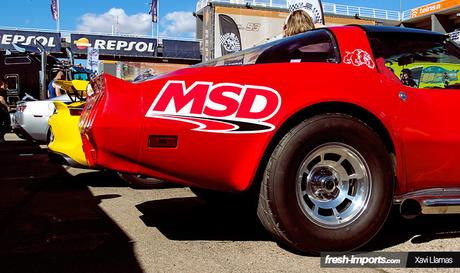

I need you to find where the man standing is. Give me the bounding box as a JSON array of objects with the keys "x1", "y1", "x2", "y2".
[{"x1": 0, "y1": 80, "x2": 11, "y2": 143}]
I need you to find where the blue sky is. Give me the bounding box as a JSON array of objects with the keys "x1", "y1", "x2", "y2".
[{"x1": 0, "y1": 0, "x2": 434, "y2": 37}]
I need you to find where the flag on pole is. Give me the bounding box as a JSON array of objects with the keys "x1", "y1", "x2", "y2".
[
  {"x1": 149, "y1": 0, "x2": 158, "y2": 23},
  {"x1": 219, "y1": 14, "x2": 242, "y2": 56},
  {"x1": 51, "y1": 0, "x2": 59, "y2": 21}
]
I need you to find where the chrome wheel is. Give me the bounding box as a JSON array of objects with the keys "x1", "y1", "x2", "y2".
[
  {"x1": 258, "y1": 114, "x2": 394, "y2": 253},
  {"x1": 296, "y1": 143, "x2": 371, "y2": 228}
]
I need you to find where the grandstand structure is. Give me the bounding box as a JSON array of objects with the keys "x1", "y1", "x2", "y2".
[
  {"x1": 196, "y1": 0, "x2": 460, "y2": 60},
  {"x1": 402, "y1": 0, "x2": 460, "y2": 34},
  {"x1": 196, "y1": 0, "x2": 404, "y2": 23},
  {"x1": 195, "y1": 0, "x2": 404, "y2": 60},
  {"x1": 197, "y1": 0, "x2": 460, "y2": 32}
]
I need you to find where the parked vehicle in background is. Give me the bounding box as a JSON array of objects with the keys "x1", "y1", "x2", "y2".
[
  {"x1": 13, "y1": 94, "x2": 72, "y2": 142},
  {"x1": 12, "y1": 66, "x2": 92, "y2": 142},
  {"x1": 48, "y1": 100, "x2": 87, "y2": 166},
  {"x1": 48, "y1": 81, "x2": 166, "y2": 188},
  {"x1": 0, "y1": 53, "x2": 63, "y2": 106},
  {"x1": 80, "y1": 26, "x2": 460, "y2": 254}
]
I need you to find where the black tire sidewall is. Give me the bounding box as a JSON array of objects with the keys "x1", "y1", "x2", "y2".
[{"x1": 268, "y1": 114, "x2": 393, "y2": 252}]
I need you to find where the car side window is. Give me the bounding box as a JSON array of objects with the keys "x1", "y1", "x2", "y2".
[
  {"x1": 369, "y1": 33, "x2": 460, "y2": 89},
  {"x1": 256, "y1": 30, "x2": 339, "y2": 64}
]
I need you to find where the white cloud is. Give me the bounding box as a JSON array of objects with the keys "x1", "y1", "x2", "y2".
[
  {"x1": 161, "y1": 11, "x2": 196, "y2": 38},
  {"x1": 76, "y1": 8, "x2": 151, "y2": 36}
]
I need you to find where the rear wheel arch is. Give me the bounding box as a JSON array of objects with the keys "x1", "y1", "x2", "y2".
[
  {"x1": 251, "y1": 102, "x2": 397, "y2": 191},
  {"x1": 257, "y1": 113, "x2": 395, "y2": 253}
]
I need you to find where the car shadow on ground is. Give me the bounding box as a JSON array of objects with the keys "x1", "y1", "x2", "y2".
[
  {"x1": 68, "y1": 170, "x2": 129, "y2": 188},
  {"x1": 137, "y1": 197, "x2": 271, "y2": 242},
  {"x1": 0, "y1": 138, "x2": 144, "y2": 273},
  {"x1": 365, "y1": 206, "x2": 460, "y2": 251},
  {"x1": 137, "y1": 196, "x2": 460, "y2": 254}
]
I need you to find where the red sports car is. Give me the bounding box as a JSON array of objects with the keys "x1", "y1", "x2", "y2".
[{"x1": 80, "y1": 26, "x2": 460, "y2": 254}]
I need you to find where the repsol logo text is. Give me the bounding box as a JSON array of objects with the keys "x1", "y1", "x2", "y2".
[
  {"x1": 0, "y1": 34, "x2": 57, "y2": 47},
  {"x1": 93, "y1": 40, "x2": 155, "y2": 52}
]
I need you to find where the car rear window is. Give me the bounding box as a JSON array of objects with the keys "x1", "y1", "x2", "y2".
[
  {"x1": 256, "y1": 30, "x2": 339, "y2": 64},
  {"x1": 195, "y1": 29, "x2": 339, "y2": 67}
]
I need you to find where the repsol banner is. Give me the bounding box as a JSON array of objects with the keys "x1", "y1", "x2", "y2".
[
  {"x1": 71, "y1": 34, "x2": 157, "y2": 57},
  {"x1": 0, "y1": 29, "x2": 61, "y2": 52}
]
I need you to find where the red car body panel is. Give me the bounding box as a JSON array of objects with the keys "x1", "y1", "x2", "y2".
[{"x1": 81, "y1": 26, "x2": 460, "y2": 194}]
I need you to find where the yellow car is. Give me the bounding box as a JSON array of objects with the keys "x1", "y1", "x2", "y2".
[
  {"x1": 48, "y1": 80, "x2": 89, "y2": 167},
  {"x1": 48, "y1": 100, "x2": 88, "y2": 167},
  {"x1": 48, "y1": 80, "x2": 166, "y2": 188}
]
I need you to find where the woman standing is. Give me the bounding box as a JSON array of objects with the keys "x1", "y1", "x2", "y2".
[
  {"x1": 283, "y1": 9, "x2": 315, "y2": 37},
  {"x1": 284, "y1": 0, "x2": 324, "y2": 37}
]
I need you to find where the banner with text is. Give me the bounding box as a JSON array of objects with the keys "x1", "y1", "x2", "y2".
[
  {"x1": 410, "y1": 0, "x2": 460, "y2": 18},
  {"x1": 214, "y1": 6, "x2": 288, "y2": 58},
  {"x1": 71, "y1": 34, "x2": 157, "y2": 58},
  {"x1": 321, "y1": 252, "x2": 460, "y2": 268},
  {"x1": 0, "y1": 29, "x2": 61, "y2": 52}
]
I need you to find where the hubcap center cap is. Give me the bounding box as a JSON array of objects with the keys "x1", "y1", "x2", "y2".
[
  {"x1": 307, "y1": 166, "x2": 340, "y2": 200},
  {"x1": 323, "y1": 179, "x2": 336, "y2": 192}
]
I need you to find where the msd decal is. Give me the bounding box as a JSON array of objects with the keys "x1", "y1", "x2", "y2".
[
  {"x1": 343, "y1": 49, "x2": 375, "y2": 69},
  {"x1": 145, "y1": 81, "x2": 282, "y2": 134}
]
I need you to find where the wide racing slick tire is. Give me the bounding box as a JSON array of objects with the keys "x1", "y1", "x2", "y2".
[
  {"x1": 117, "y1": 173, "x2": 167, "y2": 189},
  {"x1": 257, "y1": 113, "x2": 394, "y2": 254}
]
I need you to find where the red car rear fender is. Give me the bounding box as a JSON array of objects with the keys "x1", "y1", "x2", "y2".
[{"x1": 82, "y1": 74, "x2": 144, "y2": 172}]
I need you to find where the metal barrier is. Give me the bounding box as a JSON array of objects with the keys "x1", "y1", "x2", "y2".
[
  {"x1": 322, "y1": 2, "x2": 400, "y2": 21},
  {"x1": 197, "y1": 0, "x2": 287, "y2": 10},
  {"x1": 196, "y1": 0, "x2": 408, "y2": 21},
  {"x1": 402, "y1": 10, "x2": 412, "y2": 21}
]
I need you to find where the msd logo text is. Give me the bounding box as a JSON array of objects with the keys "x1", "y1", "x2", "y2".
[{"x1": 145, "y1": 81, "x2": 282, "y2": 133}]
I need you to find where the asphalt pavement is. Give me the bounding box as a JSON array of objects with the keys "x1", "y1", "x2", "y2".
[{"x1": 0, "y1": 133, "x2": 459, "y2": 273}]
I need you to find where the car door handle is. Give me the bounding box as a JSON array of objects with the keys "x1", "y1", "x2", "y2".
[{"x1": 33, "y1": 115, "x2": 43, "y2": 118}]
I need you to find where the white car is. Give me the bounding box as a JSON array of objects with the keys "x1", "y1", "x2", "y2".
[{"x1": 13, "y1": 94, "x2": 72, "y2": 142}]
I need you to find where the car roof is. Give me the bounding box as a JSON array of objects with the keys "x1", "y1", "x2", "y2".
[
  {"x1": 357, "y1": 25, "x2": 446, "y2": 39},
  {"x1": 193, "y1": 25, "x2": 448, "y2": 69}
]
